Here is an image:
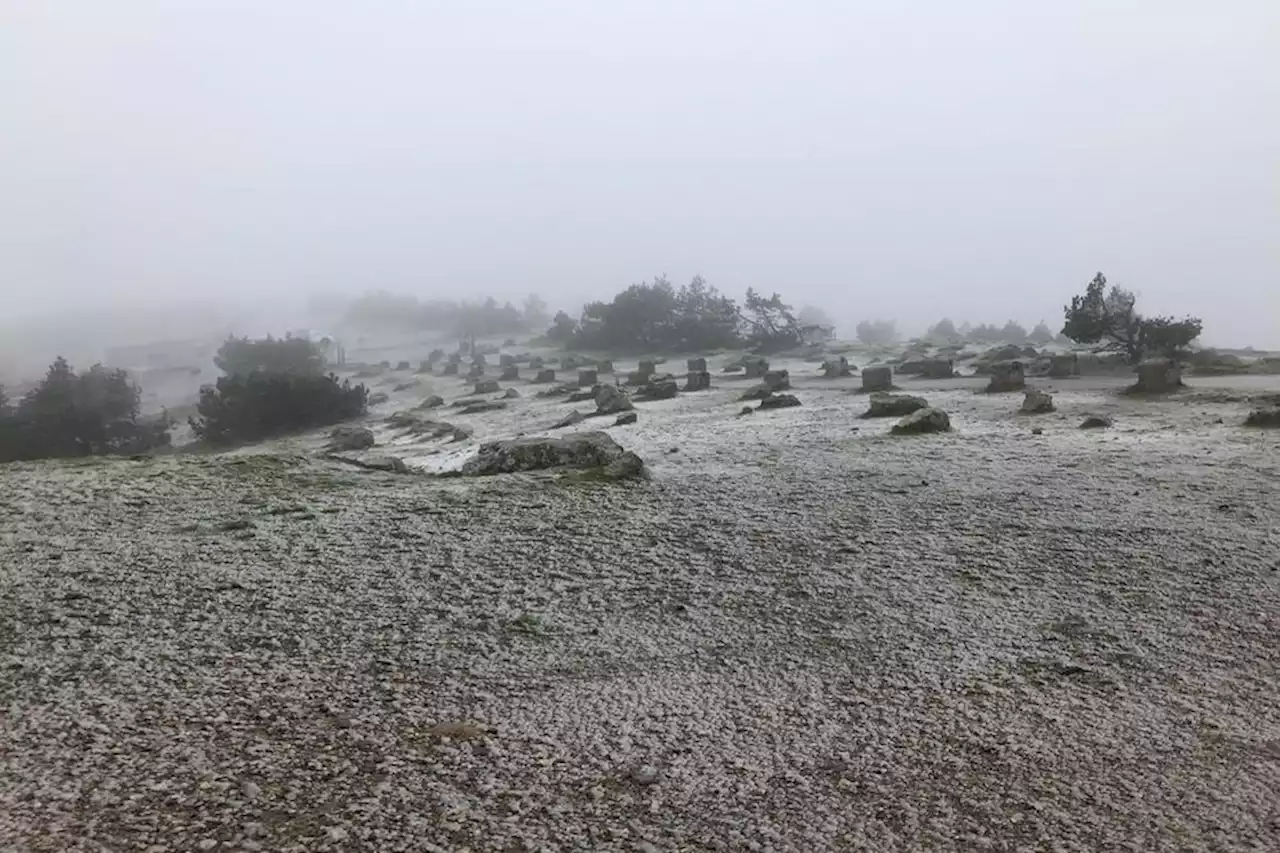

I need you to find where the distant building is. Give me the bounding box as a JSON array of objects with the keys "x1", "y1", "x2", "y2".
[{"x1": 800, "y1": 324, "x2": 836, "y2": 345}]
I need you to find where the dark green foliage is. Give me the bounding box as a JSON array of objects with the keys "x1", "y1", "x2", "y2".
[
  {"x1": 1137, "y1": 315, "x2": 1205, "y2": 362},
  {"x1": 215, "y1": 335, "x2": 326, "y2": 377},
  {"x1": 0, "y1": 357, "x2": 172, "y2": 462},
  {"x1": 677, "y1": 276, "x2": 744, "y2": 350},
  {"x1": 189, "y1": 372, "x2": 368, "y2": 445},
  {"x1": 572, "y1": 275, "x2": 748, "y2": 353},
  {"x1": 1062, "y1": 272, "x2": 1202, "y2": 363},
  {"x1": 855, "y1": 319, "x2": 897, "y2": 346}
]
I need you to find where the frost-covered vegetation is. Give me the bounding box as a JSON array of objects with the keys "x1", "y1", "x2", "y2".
[{"x1": 0, "y1": 357, "x2": 171, "y2": 462}]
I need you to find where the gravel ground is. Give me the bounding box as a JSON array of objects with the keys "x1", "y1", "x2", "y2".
[{"x1": 3, "y1": 363, "x2": 1280, "y2": 851}]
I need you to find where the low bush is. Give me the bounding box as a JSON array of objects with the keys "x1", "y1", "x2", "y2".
[
  {"x1": 215, "y1": 335, "x2": 326, "y2": 377},
  {"x1": 0, "y1": 357, "x2": 171, "y2": 463},
  {"x1": 189, "y1": 372, "x2": 368, "y2": 445}
]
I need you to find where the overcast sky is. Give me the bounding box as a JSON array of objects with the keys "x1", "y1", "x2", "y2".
[{"x1": 2, "y1": 1, "x2": 1277, "y2": 344}]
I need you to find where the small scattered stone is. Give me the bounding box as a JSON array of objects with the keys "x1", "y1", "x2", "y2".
[
  {"x1": 552, "y1": 410, "x2": 586, "y2": 430},
  {"x1": 632, "y1": 764, "x2": 660, "y2": 786}
]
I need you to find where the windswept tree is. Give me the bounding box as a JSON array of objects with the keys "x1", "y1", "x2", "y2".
[
  {"x1": 1062, "y1": 272, "x2": 1202, "y2": 363},
  {"x1": 741, "y1": 289, "x2": 802, "y2": 352}
]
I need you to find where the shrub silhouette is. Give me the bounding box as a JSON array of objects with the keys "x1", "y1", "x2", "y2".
[
  {"x1": 0, "y1": 357, "x2": 171, "y2": 463},
  {"x1": 189, "y1": 372, "x2": 368, "y2": 445},
  {"x1": 215, "y1": 335, "x2": 326, "y2": 376}
]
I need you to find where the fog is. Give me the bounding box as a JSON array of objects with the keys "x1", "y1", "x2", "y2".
[{"x1": 2, "y1": 1, "x2": 1278, "y2": 354}]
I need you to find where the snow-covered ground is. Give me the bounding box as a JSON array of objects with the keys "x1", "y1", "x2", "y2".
[{"x1": 2, "y1": 353, "x2": 1279, "y2": 851}]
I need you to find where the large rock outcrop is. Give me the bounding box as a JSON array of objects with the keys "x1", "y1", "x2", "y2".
[
  {"x1": 594, "y1": 384, "x2": 634, "y2": 415},
  {"x1": 891, "y1": 407, "x2": 951, "y2": 435},
  {"x1": 1020, "y1": 389, "x2": 1055, "y2": 414},
  {"x1": 635, "y1": 375, "x2": 679, "y2": 400},
  {"x1": 1244, "y1": 408, "x2": 1280, "y2": 428},
  {"x1": 860, "y1": 392, "x2": 928, "y2": 419},
  {"x1": 743, "y1": 357, "x2": 769, "y2": 379},
  {"x1": 461, "y1": 431, "x2": 645, "y2": 479},
  {"x1": 684, "y1": 371, "x2": 712, "y2": 391},
  {"x1": 1048, "y1": 354, "x2": 1078, "y2": 379},
  {"x1": 1130, "y1": 358, "x2": 1183, "y2": 394},
  {"x1": 328, "y1": 425, "x2": 375, "y2": 451},
  {"x1": 985, "y1": 361, "x2": 1026, "y2": 393},
  {"x1": 860, "y1": 365, "x2": 894, "y2": 392}
]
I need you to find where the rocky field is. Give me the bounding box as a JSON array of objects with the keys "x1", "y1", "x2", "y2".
[{"x1": 3, "y1": 361, "x2": 1280, "y2": 852}]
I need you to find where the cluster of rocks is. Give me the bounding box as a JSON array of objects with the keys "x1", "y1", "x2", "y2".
[{"x1": 461, "y1": 431, "x2": 645, "y2": 479}]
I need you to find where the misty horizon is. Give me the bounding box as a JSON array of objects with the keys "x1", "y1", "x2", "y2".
[{"x1": 3, "y1": 2, "x2": 1277, "y2": 348}]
